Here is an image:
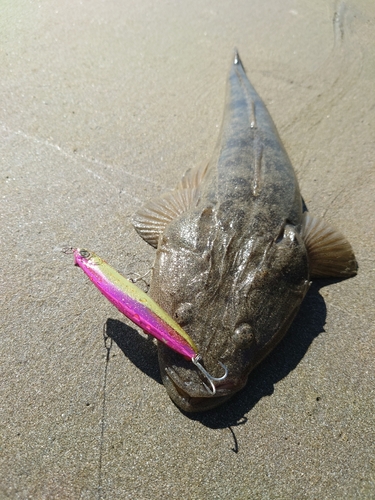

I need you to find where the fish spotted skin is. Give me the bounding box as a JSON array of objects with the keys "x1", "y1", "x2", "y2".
[{"x1": 133, "y1": 51, "x2": 357, "y2": 412}]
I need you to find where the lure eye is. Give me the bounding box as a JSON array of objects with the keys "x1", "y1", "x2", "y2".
[{"x1": 79, "y1": 249, "x2": 91, "y2": 259}]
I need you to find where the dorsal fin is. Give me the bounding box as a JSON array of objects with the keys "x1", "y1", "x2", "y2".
[{"x1": 302, "y1": 213, "x2": 358, "y2": 278}]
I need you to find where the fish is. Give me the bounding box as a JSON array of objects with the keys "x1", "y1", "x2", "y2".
[
  {"x1": 73, "y1": 248, "x2": 227, "y2": 393},
  {"x1": 132, "y1": 50, "x2": 358, "y2": 412}
]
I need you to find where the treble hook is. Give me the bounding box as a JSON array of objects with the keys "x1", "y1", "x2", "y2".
[{"x1": 192, "y1": 355, "x2": 228, "y2": 395}]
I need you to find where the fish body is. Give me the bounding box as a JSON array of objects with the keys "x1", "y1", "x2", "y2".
[{"x1": 133, "y1": 51, "x2": 357, "y2": 412}]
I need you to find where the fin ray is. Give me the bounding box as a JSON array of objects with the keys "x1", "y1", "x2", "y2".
[
  {"x1": 133, "y1": 162, "x2": 210, "y2": 248},
  {"x1": 302, "y1": 213, "x2": 358, "y2": 278},
  {"x1": 132, "y1": 187, "x2": 199, "y2": 248},
  {"x1": 177, "y1": 162, "x2": 210, "y2": 190}
]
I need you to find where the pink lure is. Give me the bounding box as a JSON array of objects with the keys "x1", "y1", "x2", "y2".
[{"x1": 73, "y1": 248, "x2": 228, "y2": 394}]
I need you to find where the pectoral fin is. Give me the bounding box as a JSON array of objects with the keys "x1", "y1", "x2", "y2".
[
  {"x1": 132, "y1": 163, "x2": 209, "y2": 248},
  {"x1": 302, "y1": 213, "x2": 358, "y2": 278},
  {"x1": 177, "y1": 162, "x2": 209, "y2": 190},
  {"x1": 132, "y1": 188, "x2": 199, "y2": 247}
]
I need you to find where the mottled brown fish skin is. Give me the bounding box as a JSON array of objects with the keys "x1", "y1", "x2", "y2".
[{"x1": 133, "y1": 51, "x2": 357, "y2": 412}]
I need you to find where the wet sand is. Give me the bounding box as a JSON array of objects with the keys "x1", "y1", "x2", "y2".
[{"x1": 1, "y1": 0, "x2": 374, "y2": 498}]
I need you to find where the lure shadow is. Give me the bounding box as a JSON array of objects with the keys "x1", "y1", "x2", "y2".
[{"x1": 105, "y1": 318, "x2": 162, "y2": 384}]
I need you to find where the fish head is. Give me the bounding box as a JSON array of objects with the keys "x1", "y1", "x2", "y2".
[{"x1": 151, "y1": 206, "x2": 310, "y2": 412}]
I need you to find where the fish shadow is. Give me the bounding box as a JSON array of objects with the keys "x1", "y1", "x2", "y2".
[{"x1": 105, "y1": 280, "x2": 336, "y2": 428}]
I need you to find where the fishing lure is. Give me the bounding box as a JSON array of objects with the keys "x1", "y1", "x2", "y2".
[{"x1": 73, "y1": 248, "x2": 227, "y2": 394}]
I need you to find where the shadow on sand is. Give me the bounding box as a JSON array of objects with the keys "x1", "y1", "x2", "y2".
[{"x1": 105, "y1": 318, "x2": 162, "y2": 385}]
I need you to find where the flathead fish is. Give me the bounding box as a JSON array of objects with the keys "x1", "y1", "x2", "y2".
[{"x1": 133, "y1": 50, "x2": 357, "y2": 412}]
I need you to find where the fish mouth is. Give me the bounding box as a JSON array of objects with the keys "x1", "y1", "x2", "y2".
[{"x1": 163, "y1": 366, "x2": 239, "y2": 412}]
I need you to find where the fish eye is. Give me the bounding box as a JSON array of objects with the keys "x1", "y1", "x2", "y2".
[
  {"x1": 275, "y1": 224, "x2": 298, "y2": 246},
  {"x1": 79, "y1": 249, "x2": 91, "y2": 259},
  {"x1": 174, "y1": 303, "x2": 193, "y2": 326},
  {"x1": 284, "y1": 225, "x2": 298, "y2": 244},
  {"x1": 234, "y1": 323, "x2": 254, "y2": 343},
  {"x1": 275, "y1": 224, "x2": 285, "y2": 243}
]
